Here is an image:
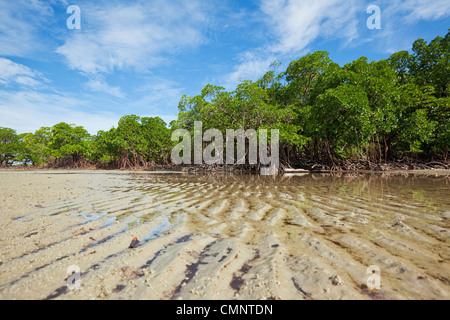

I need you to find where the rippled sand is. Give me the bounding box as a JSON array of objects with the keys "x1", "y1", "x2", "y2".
[{"x1": 0, "y1": 170, "x2": 449, "y2": 300}]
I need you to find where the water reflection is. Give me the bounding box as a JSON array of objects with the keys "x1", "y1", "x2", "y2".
[
  {"x1": 120, "y1": 172, "x2": 449, "y2": 299},
  {"x1": 129, "y1": 172, "x2": 449, "y2": 213}
]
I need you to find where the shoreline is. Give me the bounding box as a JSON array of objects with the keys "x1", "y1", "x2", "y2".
[{"x1": 1, "y1": 167, "x2": 450, "y2": 177}]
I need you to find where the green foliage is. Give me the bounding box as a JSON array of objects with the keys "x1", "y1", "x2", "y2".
[
  {"x1": 308, "y1": 84, "x2": 372, "y2": 157},
  {"x1": 18, "y1": 132, "x2": 44, "y2": 165},
  {"x1": 172, "y1": 30, "x2": 449, "y2": 164},
  {"x1": 0, "y1": 127, "x2": 21, "y2": 166},
  {"x1": 47, "y1": 122, "x2": 91, "y2": 163},
  {"x1": 410, "y1": 31, "x2": 449, "y2": 98},
  {"x1": 1, "y1": 31, "x2": 448, "y2": 168},
  {"x1": 283, "y1": 51, "x2": 336, "y2": 107},
  {"x1": 430, "y1": 97, "x2": 450, "y2": 155},
  {"x1": 91, "y1": 115, "x2": 172, "y2": 167},
  {"x1": 390, "y1": 84, "x2": 438, "y2": 154},
  {"x1": 388, "y1": 51, "x2": 413, "y2": 84},
  {"x1": 396, "y1": 108, "x2": 436, "y2": 153},
  {"x1": 178, "y1": 79, "x2": 306, "y2": 149}
]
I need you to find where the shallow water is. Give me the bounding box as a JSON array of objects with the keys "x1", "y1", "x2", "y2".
[
  {"x1": 116, "y1": 172, "x2": 449, "y2": 298},
  {"x1": 0, "y1": 171, "x2": 449, "y2": 300}
]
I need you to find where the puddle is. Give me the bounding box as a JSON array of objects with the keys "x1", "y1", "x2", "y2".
[{"x1": 141, "y1": 217, "x2": 172, "y2": 243}]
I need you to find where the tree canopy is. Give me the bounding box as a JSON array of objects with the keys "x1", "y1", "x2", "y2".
[{"x1": 1, "y1": 30, "x2": 448, "y2": 169}]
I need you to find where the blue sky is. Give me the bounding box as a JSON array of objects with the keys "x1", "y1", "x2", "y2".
[{"x1": 0, "y1": 0, "x2": 449, "y2": 134}]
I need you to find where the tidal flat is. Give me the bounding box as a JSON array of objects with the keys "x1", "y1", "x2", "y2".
[{"x1": 0, "y1": 170, "x2": 449, "y2": 300}]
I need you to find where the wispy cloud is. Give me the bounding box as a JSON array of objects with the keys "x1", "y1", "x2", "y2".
[
  {"x1": 1, "y1": 0, "x2": 448, "y2": 134},
  {"x1": 361, "y1": 0, "x2": 450, "y2": 53},
  {"x1": 222, "y1": 0, "x2": 360, "y2": 88},
  {"x1": 0, "y1": 0, "x2": 55, "y2": 56},
  {"x1": 0, "y1": 58, "x2": 47, "y2": 88},
  {"x1": 0, "y1": 89, "x2": 121, "y2": 134},
  {"x1": 221, "y1": 51, "x2": 276, "y2": 90},
  {"x1": 56, "y1": 0, "x2": 211, "y2": 75},
  {"x1": 260, "y1": 0, "x2": 359, "y2": 55},
  {"x1": 221, "y1": 0, "x2": 449, "y2": 87},
  {"x1": 129, "y1": 77, "x2": 186, "y2": 121},
  {"x1": 84, "y1": 77, "x2": 125, "y2": 99},
  {"x1": 386, "y1": 0, "x2": 450, "y2": 23}
]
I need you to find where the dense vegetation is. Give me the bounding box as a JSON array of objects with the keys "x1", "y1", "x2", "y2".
[
  {"x1": 0, "y1": 115, "x2": 172, "y2": 169},
  {"x1": 1, "y1": 31, "x2": 448, "y2": 170}
]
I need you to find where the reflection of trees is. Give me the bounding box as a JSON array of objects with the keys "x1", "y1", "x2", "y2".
[{"x1": 127, "y1": 172, "x2": 449, "y2": 209}]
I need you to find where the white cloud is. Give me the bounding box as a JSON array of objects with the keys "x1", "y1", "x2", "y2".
[
  {"x1": 85, "y1": 77, "x2": 125, "y2": 99},
  {"x1": 0, "y1": 0, "x2": 55, "y2": 56},
  {"x1": 221, "y1": 0, "x2": 360, "y2": 89},
  {"x1": 361, "y1": 0, "x2": 450, "y2": 53},
  {"x1": 260, "y1": 0, "x2": 359, "y2": 55},
  {"x1": 56, "y1": 0, "x2": 211, "y2": 74},
  {"x1": 0, "y1": 89, "x2": 121, "y2": 134},
  {"x1": 221, "y1": 51, "x2": 276, "y2": 90},
  {"x1": 0, "y1": 77, "x2": 181, "y2": 133},
  {"x1": 385, "y1": 0, "x2": 450, "y2": 23},
  {"x1": 222, "y1": 0, "x2": 450, "y2": 87},
  {"x1": 13, "y1": 76, "x2": 42, "y2": 87},
  {"x1": 129, "y1": 77, "x2": 186, "y2": 120},
  {"x1": 258, "y1": 0, "x2": 449, "y2": 57},
  {"x1": 0, "y1": 58, "x2": 45, "y2": 87}
]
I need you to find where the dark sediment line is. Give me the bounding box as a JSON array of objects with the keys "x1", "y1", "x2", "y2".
[
  {"x1": 291, "y1": 277, "x2": 312, "y2": 299},
  {"x1": 170, "y1": 241, "x2": 217, "y2": 299},
  {"x1": 230, "y1": 249, "x2": 261, "y2": 293}
]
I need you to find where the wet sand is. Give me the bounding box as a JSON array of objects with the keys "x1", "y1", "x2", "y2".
[{"x1": 0, "y1": 170, "x2": 449, "y2": 300}]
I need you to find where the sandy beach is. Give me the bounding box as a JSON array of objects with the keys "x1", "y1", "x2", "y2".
[{"x1": 0, "y1": 170, "x2": 449, "y2": 300}]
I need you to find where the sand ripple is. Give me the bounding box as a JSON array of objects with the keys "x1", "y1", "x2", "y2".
[{"x1": 0, "y1": 171, "x2": 449, "y2": 300}]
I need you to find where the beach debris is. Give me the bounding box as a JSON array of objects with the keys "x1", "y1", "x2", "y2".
[
  {"x1": 35, "y1": 204, "x2": 44, "y2": 208},
  {"x1": 129, "y1": 237, "x2": 140, "y2": 249},
  {"x1": 142, "y1": 267, "x2": 154, "y2": 277},
  {"x1": 113, "y1": 284, "x2": 126, "y2": 293},
  {"x1": 331, "y1": 275, "x2": 343, "y2": 286},
  {"x1": 283, "y1": 168, "x2": 309, "y2": 173},
  {"x1": 25, "y1": 231, "x2": 38, "y2": 238},
  {"x1": 392, "y1": 221, "x2": 408, "y2": 228}
]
